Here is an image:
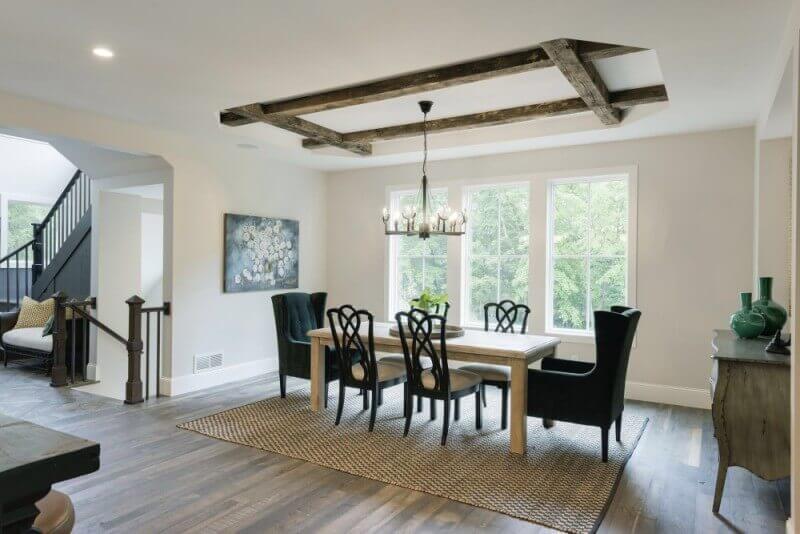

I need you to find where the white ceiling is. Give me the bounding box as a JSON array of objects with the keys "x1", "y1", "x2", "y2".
[
  {"x1": 0, "y1": 134, "x2": 75, "y2": 199},
  {"x1": 0, "y1": 1, "x2": 792, "y2": 171}
]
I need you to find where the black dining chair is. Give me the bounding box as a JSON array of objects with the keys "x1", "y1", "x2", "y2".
[
  {"x1": 396, "y1": 309, "x2": 482, "y2": 446},
  {"x1": 526, "y1": 306, "x2": 641, "y2": 461},
  {"x1": 459, "y1": 300, "x2": 531, "y2": 430},
  {"x1": 327, "y1": 305, "x2": 408, "y2": 431}
]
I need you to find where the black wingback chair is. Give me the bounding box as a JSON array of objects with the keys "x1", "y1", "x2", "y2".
[
  {"x1": 272, "y1": 292, "x2": 339, "y2": 407},
  {"x1": 527, "y1": 306, "x2": 641, "y2": 461}
]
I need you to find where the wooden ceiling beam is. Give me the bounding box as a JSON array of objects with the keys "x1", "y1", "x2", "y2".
[
  {"x1": 221, "y1": 41, "x2": 644, "y2": 126},
  {"x1": 540, "y1": 39, "x2": 620, "y2": 126},
  {"x1": 228, "y1": 104, "x2": 372, "y2": 155},
  {"x1": 302, "y1": 85, "x2": 667, "y2": 149}
]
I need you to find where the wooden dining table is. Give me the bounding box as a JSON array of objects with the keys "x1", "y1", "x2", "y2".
[{"x1": 307, "y1": 323, "x2": 560, "y2": 455}]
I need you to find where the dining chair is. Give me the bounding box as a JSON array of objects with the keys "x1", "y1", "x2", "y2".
[
  {"x1": 395, "y1": 309, "x2": 482, "y2": 446},
  {"x1": 272, "y1": 292, "x2": 342, "y2": 408},
  {"x1": 459, "y1": 300, "x2": 531, "y2": 430},
  {"x1": 526, "y1": 306, "x2": 641, "y2": 461},
  {"x1": 327, "y1": 305, "x2": 408, "y2": 431}
]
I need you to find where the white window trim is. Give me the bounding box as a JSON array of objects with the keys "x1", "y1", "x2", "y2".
[
  {"x1": 544, "y1": 168, "x2": 638, "y2": 344},
  {"x1": 460, "y1": 181, "x2": 531, "y2": 329},
  {"x1": 0, "y1": 193, "x2": 54, "y2": 264},
  {"x1": 385, "y1": 185, "x2": 448, "y2": 320}
]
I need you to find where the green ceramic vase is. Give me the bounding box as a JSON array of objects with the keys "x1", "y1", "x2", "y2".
[
  {"x1": 752, "y1": 276, "x2": 787, "y2": 337},
  {"x1": 730, "y1": 292, "x2": 765, "y2": 339}
]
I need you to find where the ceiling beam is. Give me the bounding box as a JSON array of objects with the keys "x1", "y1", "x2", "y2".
[
  {"x1": 221, "y1": 41, "x2": 644, "y2": 125},
  {"x1": 540, "y1": 39, "x2": 620, "y2": 125},
  {"x1": 228, "y1": 104, "x2": 372, "y2": 155},
  {"x1": 302, "y1": 85, "x2": 667, "y2": 149}
]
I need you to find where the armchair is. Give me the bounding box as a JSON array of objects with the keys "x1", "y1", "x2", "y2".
[
  {"x1": 272, "y1": 292, "x2": 340, "y2": 407},
  {"x1": 527, "y1": 306, "x2": 641, "y2": 461}
]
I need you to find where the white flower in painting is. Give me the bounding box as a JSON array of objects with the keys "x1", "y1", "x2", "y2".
[
  {"x1": 234, "y1": 274, "x2": 242, "y2": 284},
  {"x1": 279, "y1": 250, "x2": 285, "y2": 259},
  {"x1": 254, "y1": 273, "x2": 261, "y2": 282},
  {"x1": 286, "y1": 240, "x2": 293, "y2": 250},
  {"x1": 275, "y1": 219, "x2": 282, "y2": 228},
  {"x1": 278, "y1": 266, "x2": 285, "y2": 277},
  {"x1": 265, "y1": 225, "x2": 273, "y2": 236},
  {"x1": 243, "y1": 268, "x2": 252, "y2": 280},
  {"x1": 257, "y1": 263, "x2": 263, "y2": 273}
]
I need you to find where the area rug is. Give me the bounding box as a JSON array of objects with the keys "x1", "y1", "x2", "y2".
[{"x1": 179, "y1": 387, "x2": 647, "y2": 534}]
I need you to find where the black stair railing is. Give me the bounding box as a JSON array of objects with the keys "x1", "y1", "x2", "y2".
[
  {"x1": 32, "y1": 169, "x2": 91, "y2": 282},
  {"x1": 55, "y1": 293, "x2": 171, "y2": 403},
  {"x1": 0, "y1": 240, "x2": 34, "y2": 311}
]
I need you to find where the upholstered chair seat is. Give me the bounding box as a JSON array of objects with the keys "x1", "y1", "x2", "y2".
[
  {"x1": 351, "y1": 361, "x2": 406, "y2": 382},
  {"x1": 421, "y1": 368, "x2": 481, "y2": 391},
  {"x1": 458, "y1": 363, "x2": 510, "y2": 382}
]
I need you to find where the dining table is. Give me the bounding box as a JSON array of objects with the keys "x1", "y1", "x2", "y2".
[{"x1": 306, "y1": 323, "x2": 560, "y2": 455}]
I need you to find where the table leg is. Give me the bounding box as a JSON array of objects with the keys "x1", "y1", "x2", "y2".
[
  {"x1": 510, "y1": 359, "x2": 528, "y2": 455},
  {"x1": 310, "y1": 337, "x2": 325, "y2": 412},
  {"x1": 542, "y1": 350, "x2": 555, "y2": 429}
]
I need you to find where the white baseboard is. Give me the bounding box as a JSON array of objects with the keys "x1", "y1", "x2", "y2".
[
  {"x1": 160, "y1": 359, "x2": 277, "y2": 397},
  {"x1": 625, "y1": 380, "x2": 711, "y2": 410},
  {"x1": 85, "y1": 363, "x2": 98, "y2": 381},
  {"x1": 786, "y1": 517, "x2": 793, "y2": 534}
]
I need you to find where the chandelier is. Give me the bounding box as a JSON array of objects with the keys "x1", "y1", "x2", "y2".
[{"x1": 381, "y1": 101, "x2": 466, "y2": 239}]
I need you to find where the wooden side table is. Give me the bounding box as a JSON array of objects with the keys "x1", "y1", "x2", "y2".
[
  {"x1": 0, "y1": 413, "x2": 100, "y2": 532},
  {"x1": 710, "y1": 329, "x2": 790, "y2": 513}
]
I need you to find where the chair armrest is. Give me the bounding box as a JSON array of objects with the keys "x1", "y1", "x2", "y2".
[
  {"x1": 0, "y1": 311, "x2": 18, "y2": 338},
  {"x1": 287, "y1": 337, "x2": 311, "y2": 348},
  {"x1": 541, "y1": 357, "x2": 594, "y2": 375}
]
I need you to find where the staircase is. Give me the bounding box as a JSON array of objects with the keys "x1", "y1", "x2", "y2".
[{"x1": 0, "y1": 170, "x2": 91, "y2": 310}]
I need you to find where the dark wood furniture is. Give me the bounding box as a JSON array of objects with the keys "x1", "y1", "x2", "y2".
[
  {"x1": 327, "y1": 305, "x2": 408, "y2": 431},
  {"x1": 395, "y1": 310, "x2": 482, "y2": 446},
  {"x1": 272, "y1": 292, "x2": 340, "y2": 408},
  {"x1": 460, "y1": 300, "x2": 531, "y2": 430},
  {"x1": 0, "y1": 413, "x2": 99, "y2": 532},
  {"x1": 526, "y1": 306, "x2": 641, "y2": 461},
  {"x1": 710, "y1": 329, "x2": 790, "y2": 513}
]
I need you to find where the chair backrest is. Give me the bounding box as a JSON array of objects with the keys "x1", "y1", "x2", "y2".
[
  {"x1": 484, "y1": 300, "x2": 531, "y2": 333},
  {"x1": 395, "y1": 309, "x2": 450, "y2": 394},
  {"x1": 411, "y1": 298, "x2": 450, "y2": 319},
  {"x1": 594, "y1": 305, "x2": 641, "y2": 405},
  {"x1": 327, "y1": 305, "x2": 376, "y2": 386},
  {"x1": 271, "y1": 292, "x2": 326, "y2": 344}
]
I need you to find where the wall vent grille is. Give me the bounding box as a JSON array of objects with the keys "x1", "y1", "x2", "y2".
[{"x1": 194, "y1": 352, "x2": 223, "y2": 373}]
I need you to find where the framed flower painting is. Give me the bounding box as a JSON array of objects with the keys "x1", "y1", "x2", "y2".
[{"x1": 224, "y1": 214, "x2": 299, "y2": 292}]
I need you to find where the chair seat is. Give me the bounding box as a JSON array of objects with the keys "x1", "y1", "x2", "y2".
[
  {"x1": 458, "y1": 363, "x2": 511, "y2": 382},
  {"x1": 378, "y1": 353, "x2": 433, "y2": 368},
  {"x1": 34, "y1": 490, "x2": 75, "y2": 534},
  {"x1": 421, "y1": 368, "x2": 481, "y2": 392},
  {"x1": 3, "y1": 327, "x2": 52, "y2": 353},
  {"x1": 351, "y1": 361, "x2": 406, "y2": 382}
]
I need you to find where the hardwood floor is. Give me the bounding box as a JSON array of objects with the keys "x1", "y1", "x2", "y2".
[{"x1": 0, "y1": 365, "x2": 788, "y2": 533}]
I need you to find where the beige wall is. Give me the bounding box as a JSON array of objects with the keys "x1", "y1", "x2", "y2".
[
  {"x1": 326, "y1": 127, "x2": 757, "y2": 408},
  {"x1": 0, "y1": 90, "x2": 328, "y2": 397},
  {"x1": 756, "y1": 137, "x2": 792, "y2": 310}
]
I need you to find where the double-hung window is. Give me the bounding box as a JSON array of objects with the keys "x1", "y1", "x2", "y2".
[
  {"x1": 547, "y1": 174, "x2": 631, "y2": 335},
  {"x1": 464, "y1": 183, "x2": 530, "y2": 326},
  {"x1": 387, "y1": 188, "x2": 449, "y2": 317}
]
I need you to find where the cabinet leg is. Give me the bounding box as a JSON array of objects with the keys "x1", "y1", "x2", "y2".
[{"x1": 712, "y1": 460, "x2": 728, "y2": 513}]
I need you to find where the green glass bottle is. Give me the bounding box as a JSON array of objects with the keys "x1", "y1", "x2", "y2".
[
  {"x1": 730, "y1": 292, "x2": 766, "y2": 339},
  {"x1": 752, "y1": 276, "x2": 787, "y2": 337}
]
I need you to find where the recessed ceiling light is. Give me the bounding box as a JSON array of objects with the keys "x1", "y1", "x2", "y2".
[{"x1": 92, "y1": 47, "x2": 114, "y2": 59}]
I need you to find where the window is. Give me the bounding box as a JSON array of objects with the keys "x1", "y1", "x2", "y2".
[
  {"x1": 464, "y1": 183, "x2": 529, "y2": 326},
  {"x1": 547, "y1": 175, "x2": 630, "y2": 334},
  {"x1": 5, "y1": 199, "x2": 49, "y2": 255},
  {"x1": 388, "y1": 188, "x2": 448, "y2": 317}
]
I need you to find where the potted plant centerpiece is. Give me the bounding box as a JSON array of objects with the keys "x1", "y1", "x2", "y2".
[{"x1": 409, "y1": 290, "x2": 448, "y2": 316}]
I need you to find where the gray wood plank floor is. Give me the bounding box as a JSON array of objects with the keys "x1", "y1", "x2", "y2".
[{"x1": 0, "y1": 365, "x2": 788, "y2": 533}]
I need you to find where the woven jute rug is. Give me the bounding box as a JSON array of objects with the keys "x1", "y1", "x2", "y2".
[{"x1": 179, "y1": 386, "x2": 647, "y2": 533}]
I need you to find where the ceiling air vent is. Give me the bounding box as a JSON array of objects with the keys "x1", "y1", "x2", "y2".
[{"x1": 194, "y1": 352, "x2": 223, "y2": 374}]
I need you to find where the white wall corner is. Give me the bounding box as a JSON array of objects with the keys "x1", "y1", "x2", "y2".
[
  {"x1": 625, "y1": 381, "x2": 711, "y2": 410},
  {"x1": 159, "y1": 358, "x2": 277, "y2": 397}
]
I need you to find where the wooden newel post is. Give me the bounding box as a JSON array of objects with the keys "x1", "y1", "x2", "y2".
[
  {"x1": 31, "y1": 222, "x2": 43, "y2": 283},
  {"x1": 50, "y1": 291, "x2": 68, "y2": 387},
  {"x1": 125, "y1": 295, "x2": 145, "y2": 404}
]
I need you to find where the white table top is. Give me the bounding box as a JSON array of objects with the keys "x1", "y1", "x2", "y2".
[{"x1": 307, "y1": 322, "x2": 559, "y2": 361}]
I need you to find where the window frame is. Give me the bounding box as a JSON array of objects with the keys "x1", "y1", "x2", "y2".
[
  {"x1": 386, "y1": 186, "x2": 449, "y2": 320},
  {"x1": 0, "y1": 193, "x2": 54, "y2": 262},
  {"x1": 461, "y1": 180, "x2": 531, "y2": 329},
  {"x1": 544, "y1": 171, "x2": 637, "y2": 342}
]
